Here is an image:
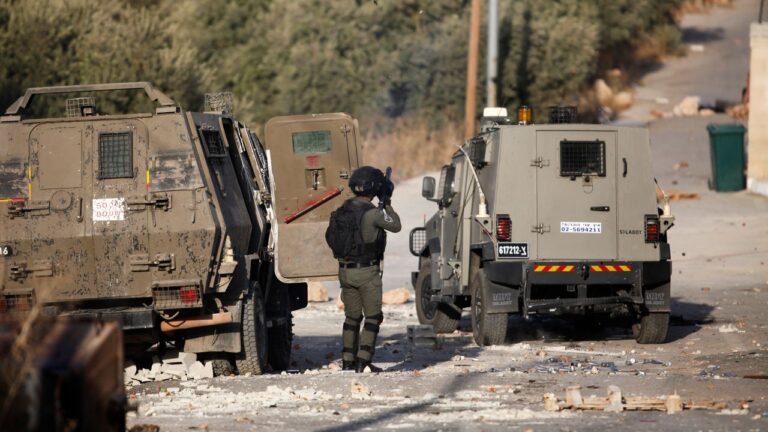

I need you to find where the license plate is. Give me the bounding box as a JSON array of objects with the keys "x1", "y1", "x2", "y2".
[
  {"x1": 0, "y1": 245, "x2": 12, "y2": 256},
  {"x1": 560, "y1": 221, "x2": 602, "y2": 234},
  {"x1": 497, "y1": 242, "x2": 528, "y2": 258}
]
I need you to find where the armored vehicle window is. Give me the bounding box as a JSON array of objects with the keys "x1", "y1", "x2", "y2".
[
  {"x1": 98, "y1": 132, "x2": 133, "y2": 179},
  {"x1": 201, "y1": 129, "x2": 227, "y2": 157},
  {"x1": 560, "y1": 140, "x2": 606, "y2": 177},
  {"x1": 292, "y1": 131, "x2": 331, "y2": 154}
]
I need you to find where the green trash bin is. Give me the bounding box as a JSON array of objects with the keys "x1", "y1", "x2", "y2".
[{"x1": 706, "y1": 123, "x2": 746, "y2": 192}]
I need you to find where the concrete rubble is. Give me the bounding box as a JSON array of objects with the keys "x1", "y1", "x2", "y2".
[{"x1": 124, "y1": 353, "x2": 214, "y2": 387}]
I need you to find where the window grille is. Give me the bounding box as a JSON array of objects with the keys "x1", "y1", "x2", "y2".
[{"x1": 98, "y1": 132, "x2": 133, "y2": 179}]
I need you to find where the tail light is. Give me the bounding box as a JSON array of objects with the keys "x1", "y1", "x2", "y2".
[
  {"x1": 497, "y1": 215, "x2": 511, "y2": 241},
  {"x1": 645, "y1": 215, "x2": 660, "y2": 243},
  {"x1": 180, "y1": 287, "x2": 200, "y2": 305}
]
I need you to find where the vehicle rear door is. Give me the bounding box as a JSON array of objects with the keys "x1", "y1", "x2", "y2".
[
  {"x1": 264, "y1": 113, "x2": 361, "y2": 281},
  {"x1": 91, "y1": 120, "x2": 151, "y2": 297},
  {"x1": 535, "y1": 130, "x2": 618, "y2": 260}
]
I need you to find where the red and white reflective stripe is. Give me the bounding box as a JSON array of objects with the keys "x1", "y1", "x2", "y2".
[
  {"x1": 533, "y1": 265, "x2": 575, "y2": 273},
  {"x1": 591, "y1": 265, "x2": 632, "y2": 272}
]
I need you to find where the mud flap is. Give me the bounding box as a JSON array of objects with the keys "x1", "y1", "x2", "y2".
[
  {"x1": 182, "y1": 299, "x2": 243, "y2": 353},
  {"x1": 484, "y1": 280, "x2": 520, "y2": 314},
  {"x1": 642, "y1": 261, "x2": 672, "y2": 312},
  {"x1": 642, "y1": 281, "x2": 671, "y2": 312}
]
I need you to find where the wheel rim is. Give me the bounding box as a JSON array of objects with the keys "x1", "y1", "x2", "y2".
[{"x1": 420, "y1": 274, "x2": 438, "y2": 320}]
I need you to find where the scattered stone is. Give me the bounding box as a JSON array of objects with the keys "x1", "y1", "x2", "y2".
[
  {"x1": 543, "y1": 393, "x2": 560, "y2": 411},
  {"x1": 689, "y1": 44, "x2": 705, "y2": 53},
  {"x1": 350, "y1": 380, "x2": 371, "y2": 398},
  {"x1": 673, "y1": 96, "x2": 701, "y2": 117},
  {"x1": 699, "y1": 108, "x2": 715, "y2": 116},
  {"x1": 605, "y1": 386, "x2": 623, "y2": 412},
  {"x1": 382, "y1": 287, "x2": 411, "y2": 305},
  {"x1": 178, "y1": 352, "x2": 197, "y2": 369},
  {"x1": 308, "y1": 282, "x2": 329, "y2": 302},
  {"x1": 336, "y1": 294, "x2": 345, "y2": 311},
  {"x1": 666, "y1": 393, "x2": 683, "y2": 414},
  {"x1": 188, "y1": 361, "x2": 214, "y2": 379},
  {"x1": 672, "y1": 161, "x2": 689, "y2": 171},
  {"x1": 719, "y1": 324, "x2": 744, "y2": 334}
]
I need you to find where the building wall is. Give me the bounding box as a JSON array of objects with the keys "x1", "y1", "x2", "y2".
[{"x1": 749, "y1": 23, "x2": 768, "y2": 196}]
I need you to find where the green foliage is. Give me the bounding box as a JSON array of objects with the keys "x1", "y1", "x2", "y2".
[{"x1": 0, "y1": 0, "x2": 685, "y2": 125}]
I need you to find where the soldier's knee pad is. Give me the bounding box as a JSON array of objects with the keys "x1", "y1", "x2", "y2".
[
  {"x1": 344, "y1": 314, "x2": 362, "y2": 328},
  {"x1": 363, "y1": 313, "x2": 384, "y2": 332}
]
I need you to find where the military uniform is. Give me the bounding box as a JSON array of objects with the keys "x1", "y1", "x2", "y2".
[{"x1": 339, "y1": 197, "x2": 401, "y2": 370}]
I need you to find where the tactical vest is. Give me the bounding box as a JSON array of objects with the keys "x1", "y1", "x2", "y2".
[{"x1": 325, "y1": 199, "x2": 386, "y2": 264}]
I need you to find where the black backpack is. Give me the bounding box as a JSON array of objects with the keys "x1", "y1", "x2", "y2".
[{"x1": 325, "y1": 199, "x2": 374, "y2": 261}]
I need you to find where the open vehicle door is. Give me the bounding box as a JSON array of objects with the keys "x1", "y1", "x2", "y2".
[{"x1": 264, "y1": 113, "x2": 361, "y2": 282}]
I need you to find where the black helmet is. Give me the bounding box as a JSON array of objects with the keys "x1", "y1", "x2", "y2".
[{"x1": 349, "y1": 166, "x2": 385, "y2": 197}]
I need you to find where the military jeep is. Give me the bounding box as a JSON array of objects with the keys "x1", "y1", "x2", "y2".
[
  {"x1": 410, "y1": 108, "x2": 674, "y2": 345},
  {"x1": 0, "y1": 83, "x2": 361, "y2": 373}
]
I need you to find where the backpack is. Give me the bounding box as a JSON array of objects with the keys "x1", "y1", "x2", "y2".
[{"x1": 325, "y1": 199, "x2": 374, "y2": 261}]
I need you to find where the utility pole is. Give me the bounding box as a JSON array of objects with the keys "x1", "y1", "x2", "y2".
[
  {"x1": 487, "y1": 0, "x2": 498, "y2": 107},
  {"x1": 464, "y1": 0, "x2": 481, "y2": 139}
]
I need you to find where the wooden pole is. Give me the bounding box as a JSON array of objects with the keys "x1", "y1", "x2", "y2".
[{"x1": 464, "y1": 0, "x2": 482, "y2": 139}]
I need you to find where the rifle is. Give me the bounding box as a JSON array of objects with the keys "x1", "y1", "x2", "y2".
[{"x1": 378, "y1": 166, "x2": 393, "y2": 209}]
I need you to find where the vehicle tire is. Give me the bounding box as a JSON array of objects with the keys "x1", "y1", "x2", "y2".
[
  {"x1": 414, "y1": 260, "x2": 461, "y2": 334},
  {"x1": 633, "y1": 312, "x2": 669, "y2": 344},
  {"x1": 470, "y1": 269, "x2": 508, "y2": 346},
  {"x1": 211, "y1": 357, "x2": 235, "y2": 377},
  {"x1": 235, "y1": 282, "x2": 268, "y2": 374},
  {"x1": 267, "y1": 313, "x2": 293, "y2": 371}
]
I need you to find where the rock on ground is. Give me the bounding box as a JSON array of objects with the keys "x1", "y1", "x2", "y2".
[
  {"x1": 382, "y1": 287, "x2": 411, "y2": 305},
  {"x1": 308, "y1": 282, "x2": 329, "y2": 302}
]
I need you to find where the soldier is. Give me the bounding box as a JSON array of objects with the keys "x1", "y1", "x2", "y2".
[{"x1": 325, "y1": 166, "x2": 401, "y2": 372}]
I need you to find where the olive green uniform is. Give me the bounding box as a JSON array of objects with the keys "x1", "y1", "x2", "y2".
[{"x1": 340, "y1": 198, "x2": 401, "y2": 364}]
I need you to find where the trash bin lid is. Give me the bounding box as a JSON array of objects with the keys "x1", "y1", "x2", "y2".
[{"x1": 707, "y1": 123, "x2": 746, "y2": 135}]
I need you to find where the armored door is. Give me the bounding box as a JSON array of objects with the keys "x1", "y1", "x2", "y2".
[
  {"x1": 264, "y1": 113, "x2": 361, "y2": 281},
  {"x1": 535, "y1": 130, "x2": 618, "y2": 260},
  {"x1": 91, "y1": 120, "x2": 151, "y2": 297},
  {"x1": 13, "y1": 124, "x2": 91, "y2": 301}
]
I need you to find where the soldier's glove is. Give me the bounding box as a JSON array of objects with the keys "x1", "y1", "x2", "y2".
[{"x1": 383, "y1": 179, "x2": 395, "y2": 198}]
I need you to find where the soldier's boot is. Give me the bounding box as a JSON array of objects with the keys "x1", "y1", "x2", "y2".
[
  {"x1": 356, "y1": 313, "x2": 384, "y2": 373},
  {"x1": 342, "y1": 314, "x2": 362, "y2": 370}
]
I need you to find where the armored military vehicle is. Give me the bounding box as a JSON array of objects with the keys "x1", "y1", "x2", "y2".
[
  {"x1": 410, "y1": 107, "x2": 674, "y2": 345},
  {"x1": 0, "y1": 82, "x2": 361, "y2": 373}
]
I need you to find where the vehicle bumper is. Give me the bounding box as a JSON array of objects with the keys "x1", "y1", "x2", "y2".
[
  {"x1": 482, "y1": 260, "x2": 672, "y2": 314},
  {"x1": 42, "y1": 305, "x2": 155, "y2": 331}
]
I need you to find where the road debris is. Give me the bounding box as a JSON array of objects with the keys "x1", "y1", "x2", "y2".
[
  {"x1": 382, "y1": 287, "x2": 411, "y2": 305},
  {"x1": 125, "y1": 352, "x2": 215, "y2": 386},
  {"x1": 544, "y1": 386, "x2": 731, "y2": 413},
  {"x1": 308, "y1": 282, "x2": 330, "y2": 302},
  {"x1": 718, "y1": 323, "x2": 745, "y2": 333}
]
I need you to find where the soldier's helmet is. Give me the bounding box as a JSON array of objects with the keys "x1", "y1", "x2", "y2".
[{"x1": 349, "y1": 166, "x2": 385, "y2": 197}]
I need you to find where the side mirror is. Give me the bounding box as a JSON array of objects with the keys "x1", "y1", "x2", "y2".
[{"x1": 422, "y1": 176, "x2": 436, "y2": 200}]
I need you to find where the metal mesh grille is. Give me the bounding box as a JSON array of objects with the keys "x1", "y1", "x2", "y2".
[
  {"x1": 204, "y1": 92, "x2": 234, "y2": 114},
  {"x1": 468, "y1": 138, "x2": 487, "y2": 167},
  {"x1": 98, "y1": 132, "x2": 133, "y2": 179},
  {"x1": 560, "y1": 140, "x2": 605, "y2": 177},
  {"x1": 65, "y1": 97, "x2": 96, "y2": 117},
  {"x1": 202, "y1": 130, "x2": 226, "y2": 157},
  {"x1": 409, "y1": 228, "x2": 427, "y2": 256},
  {"x1": 152, "y1": 285, "x2": 201, "y2": 309}
]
